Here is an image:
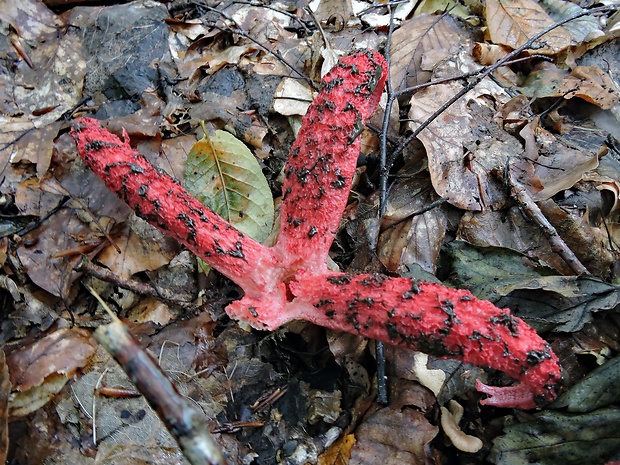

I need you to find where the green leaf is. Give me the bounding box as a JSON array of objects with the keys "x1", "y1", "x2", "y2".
[
  {"x1": 489, "y1": 407, "x2": 620, "y2": 465},
  {"x1": 184, "y1": 129, "x2": 274, "y2": 243},
  {"x1": 442, "y1": 241, "x2": 553, "y2": 301},
  {"x1": 443, "y1": 241, "x2": 620, "y2": 332},
  {"x1": 553, "y1": 355, "x2": 620, "y2": 413}
]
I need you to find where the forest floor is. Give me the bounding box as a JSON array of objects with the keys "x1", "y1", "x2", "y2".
[{"x1": 1, "y1": 0, "x2": 620, "y2": 464}]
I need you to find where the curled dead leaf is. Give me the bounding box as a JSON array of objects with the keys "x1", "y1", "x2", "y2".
[
  {"x1": 7, "y1": 327, "x2": 96, "y2": 392},
  {"x1": 559, "y1": 66, "x2": 620, "y2": 110},
  {"x1": 350, "y1": 407, "x2": 438, "y2": 464}
]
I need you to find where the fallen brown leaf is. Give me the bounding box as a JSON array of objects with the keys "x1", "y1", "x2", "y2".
[
  {"x1": 408, "y1": 80, "x2": 519, "y2": 211},
  {"x1": 486, "y1": 0, "x2": 573, "y2": 54},
  {"x1": 318, "y1": 433, "x2": 355, "y2": 465},
  {"x1": 390, "y1": 14, "x2": 464, "y2": 96},
  {"x1": 7, "y1": 327, "x2": 96, "y2": 392},
  {"x1": 0, "y1": 0, "x2": 62, "y2": 42},
  {"x1": 98, "y1": 215, "x2": 181, "y2": 280},
  {"x1": 349, "y1": 406, "x2": 438, "y2": 465},
  {"x1": 559, "y1": 65, "x2": 620, "y2": 109}
]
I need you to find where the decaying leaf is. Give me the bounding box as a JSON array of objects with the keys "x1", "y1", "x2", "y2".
[
  {"x1": 0, "y1": 0, "x2": 62, "y2": 42},
  {"x1": 390, "y1": 14, "x2": 464, "y2": 96},
  {"x1": 273, "y1": 78, "x2": 315, "y2": 116},
  {"x1": 559, "y1": 66, "x2": 620, "y2": 110},
  {"x1": 553, "y1": 355, "x2": 620, "y2": 413},
  {"x1": 445, "y1": 241, "x2": 620, "y2": 332},
  {"x1": 16, "y1": 208, "x2": 101, "y2": 298},
  {"x1": 538, "y1": 198, "x2": 615, "y2": 277},
  {"x1": 314, "y1": 0, "x2": 355, "y2": 28},
  {"x1": 377, "y1": 175, "x2": 447, "y2": 274},
  {"x1": 349, "y1": 407, "x2": 438, "y2": 465},
  {"x1": 517, "y1": 119, "x2": 601, "y2": 201},
  {"x1": 12, "y1": 33, "x2": 86, "y2": 125},
  {"x1": 445, "y1": 240, "x2": 557, "y2": 301},
  {"x1": 408, "y1": 80, "x2": 519, "y2": 211},
  {"x1": 7, "y1": 327, "x2": 96, "y2": 392},
  {"x1": 185, "y1": 129, "x2": 275, "y2": 243},
  {"x1": 98, "y1": 214, "x2": 181, "y2": 280}
]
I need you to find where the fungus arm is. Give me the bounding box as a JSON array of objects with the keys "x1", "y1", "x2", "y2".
[
  {"x1": 274, "y1": 50, "x2": 388, "y2": 275},
  {"x1": 288, "y1": 272, "x2": 561, "y2": 408},
  {"x1": 70, "y1": 119, "x2": 281, "y2": 300}
]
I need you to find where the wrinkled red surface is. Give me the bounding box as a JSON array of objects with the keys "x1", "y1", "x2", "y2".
[
  {"x1": 288, "y1": 273, "x2": 561, "y2": 408},
  {"x1": 275, "y1": 49, "x2": 388, "y2": 275},
  {"x1": 70, "y1": 119, "x2": 281, "y2": 301},
  {"x1": 71, "y1": 50, "x2": 561, "y2": 408}
]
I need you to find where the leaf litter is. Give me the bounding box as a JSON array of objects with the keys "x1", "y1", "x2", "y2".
[{"x1": 1, "y1": 0, "x2": 620, "y2": 464}]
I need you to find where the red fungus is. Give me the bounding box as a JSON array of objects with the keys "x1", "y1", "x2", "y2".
[
  {"x1": 274, "y1": 49, "x2": 387, "y2": 275},
  {"x1": 71, "y1": 119, "x2": 285, "y2": 306},
  {"x1": 287, "y1": 272, "x2": 560, "y2": 408},
  {"x1": 71, "y1": 49, "x2": 561, "y2": 408}
]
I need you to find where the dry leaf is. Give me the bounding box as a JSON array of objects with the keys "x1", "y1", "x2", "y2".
[
  {"x1": 517, "y1": 118, "x2": 600, "y2": 201},
  {"x1": 472, "y1": 42, "x2": 511, "y2": 65},
  {"x1": 318, "y1": 433, "x2": 355, "y2": 465},
  {"x1": 16, "y1": 208, "x2": 103, "y2": 298},
  {"x1": 314, "y1": 0, "x2": 355, "y2": 27},
  {"x1": 559, "y1": 66, "x2": 620, "y2": 110},
  {"x1": 349, "y1": 407, "x2": 438, "y2": 465},
  {"x1": 377, "y1": 175, "x2": 447, "y2": 274},
  {"x1": 9, "y1": 121, "x2": 62, "y2": 178},
  {"x1": 539, "y1": 198, "x2": 616, "y2": 278},
  {"x1": 408, "y1": 81, "x2": 520, "y2": 211},
  {"x1": 486, "y1": 0, "x2": 573, "y2": 54},
  {"x1": 7, "y1": 327, "x2": 96, "y2": 392},
  {"x1": 457, "y1": 207, "x2": 575, "y2": 275},
  {"x1": 390, "y1": 14, "x2": 464, "y2": 96},
  {"x1": 273, "y1": 78, "x2": 315, "y2": 116},
  {"x1": 98, "y1": 214, "x2": 181, "y2": 280},
  {"x1": 0, "y1": 0, "x2": 62, "y2": 42}
]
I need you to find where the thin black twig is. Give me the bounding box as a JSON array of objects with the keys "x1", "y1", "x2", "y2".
[
  {"x1": 14, "y1": 195, "x2": 70, "y2": 237},
  {"x1": 393, "y1": 55, "x2": 552, "y2": 98},
  {"x1": 375, "y1": 4, "x2": 398, "y2": 407}
]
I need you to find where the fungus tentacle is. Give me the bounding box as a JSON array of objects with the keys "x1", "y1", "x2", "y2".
[
  {"x1": 287, "y1": 272, "x2": 561, "y2": 408},
  {"x1": 70, "y1": 120, "x2": 281, "y2": 300},
  {"x1": 274, "y1": 49, "x2": 388, "y2": 275}
]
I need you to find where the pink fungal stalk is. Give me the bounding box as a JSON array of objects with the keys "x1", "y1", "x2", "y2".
[{"x1": 71, "y1": 49, "x2": 561, "y2": 409}]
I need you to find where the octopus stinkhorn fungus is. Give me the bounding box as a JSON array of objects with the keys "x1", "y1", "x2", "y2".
[{"x1": 71, "y1": 49, "x2": 561, "y2": 409}]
